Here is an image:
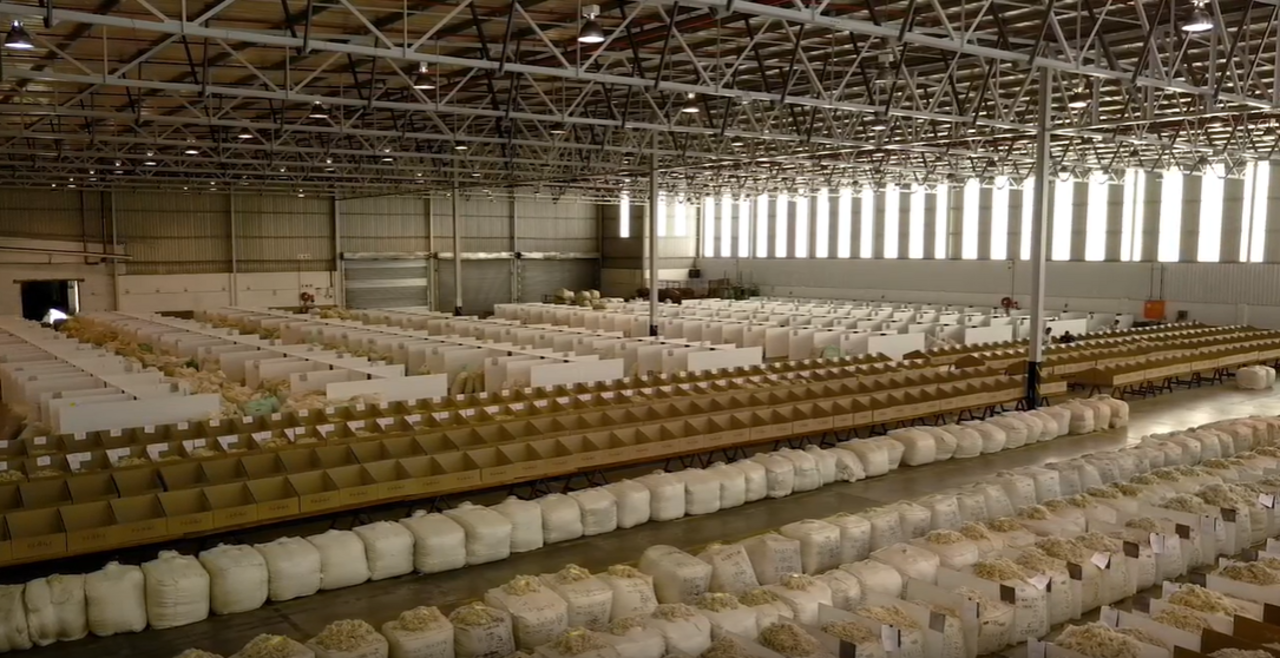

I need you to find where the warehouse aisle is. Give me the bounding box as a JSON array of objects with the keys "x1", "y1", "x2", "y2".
[{"x1": 43, "y1": 386, "x2": 1280, "y2": 658}]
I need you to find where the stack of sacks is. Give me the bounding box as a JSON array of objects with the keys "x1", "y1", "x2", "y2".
[{"x1": 1237, "y1": 365, "x2": 1275, "y2": 390}]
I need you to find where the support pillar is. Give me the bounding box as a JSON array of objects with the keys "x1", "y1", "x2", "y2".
[
  {"x1": 451, "y1": 181, "x2": 463, "y2": 316},
  {"x1": 648, "y1": 147, "x2": 659, "y2": 337},
  {"x1": 334, "y1": 197, "x2": 344, "y2": 308},
  {"x1": 1026, "y1": 67, "x2": 1052, "y2": 408},
  {"x1": 230, "y1": 194, "x2": 239, "y2": 307}
]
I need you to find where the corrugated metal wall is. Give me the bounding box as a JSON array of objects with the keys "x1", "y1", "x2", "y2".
[
  {"x1": 437, "y1": 260, "x2": 510, "y2": 315},
  {"x1": 236, "y1": 195, "x2": 333, "y2": 273},
  {"x1": 116, "y1": 193, "x2": 230, "y2": 275},
  {"x1": 339, "y1": 197, "x2": 430, "y2": 253},
  {"x1": 0, "y1": 190, "x2": 105, "y2": 241},
  {"x1": 521, "y1": 260, "x2": 596, "y2": 302}
]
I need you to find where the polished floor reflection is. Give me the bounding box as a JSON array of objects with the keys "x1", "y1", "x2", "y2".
[{"x1": 45, "y1": 385, "x2": 1280, "y2": 658}]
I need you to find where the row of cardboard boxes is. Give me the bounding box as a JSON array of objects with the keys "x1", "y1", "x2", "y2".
[
  {"x1": 1046, "y1": 343, "x2": 1280, "y2": 377},
  {"x1": 5, "y1": 379, "x2": 1034, "y2": 477},
  {"x1": 1073, "y1": 351, "x2": 1277, "y2": 389}
]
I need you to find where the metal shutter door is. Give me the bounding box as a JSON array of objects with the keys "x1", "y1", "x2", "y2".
[
  {"x1": 437, "y1": 260, "x2": 510, "y2": 315},
  {"x1": 520, "y1": 260, "x2": 597, "y2": 302},
  {"x1": 343, "y1": 260, "x2": 430, "y2": 309}
]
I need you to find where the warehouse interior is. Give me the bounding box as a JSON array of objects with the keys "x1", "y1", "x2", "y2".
[{"x1": 4, "y1": 1, "x2": 1280, "y2": 658}]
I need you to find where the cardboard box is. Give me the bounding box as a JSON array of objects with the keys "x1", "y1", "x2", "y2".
[
  {"x1": 159, "y1": 462, "x2": 207, "y2": 491},
  {"x1": 326, "y1": 465, "x2": 379, "y2": 506},
  {"x1": 158, "y1": 489, "x2": 214, "y2": 535},
  {"x1": 241, "y1": 453, "x2": 287, "y2": 480},
  {"x1": 201, "y1": 458, "x2": 247, "y2": 485},
  {"x1": 0, "y1": 485, "x2": 21, "y2": 515},
  {"x1": 19, "y1": 479, "x2": 72, "y2": 509},
  {"x1": 66, "y1": 473, "x2": 118, "y2": 504},
  {"x1": 246, "y1": 477, "x2": 300, "y2": 520},
  {"x1": 286, "y1": 472, "x2": 341, "y2": 512},
  {"x1": 0, "y1": 517, "x2": 12, "y2": 564},
  {"x1": 204, "y1": 483, "x2": 259, "y2": 529},
  {"x1": 7, "y1": 508, "x2": 66, "y2": 559},
  {"x1": 112, "y1": 467, "x2": 163, "y2": 497},
  {"x1": 362, "y1": 460, "x2": 418, "y2": 499},
  {"x1": 109, "y1": 495, "x2": 168, "y2": 544},
  {"x1": 60, "y1": 501, "x2": 116, "y2": 552}
]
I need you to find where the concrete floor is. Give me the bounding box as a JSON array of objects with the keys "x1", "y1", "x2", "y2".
[{"x1": 40, "y1": 384, "x2": 1280, "y2": 658}]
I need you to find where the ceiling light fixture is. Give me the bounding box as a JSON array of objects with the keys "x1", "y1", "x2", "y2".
[
  {"x1": 577, "y1": 5, "x2": 605, "y2": 44},
  {"x1": 184, "y1": 143, "x2": 200, "y2": 155},
  {"x1": 867, "y1": 115, "x2": 889, "y2": 132},
  {"x1": 549, "y1": 126, "x2": 568, "y2": 135},
  {"x1": 308, "y1": 102, "x2": 330, "y2": 119},
  {"x1": 453, "y1": 144, "x2": 468, "y2": 151},
  {"x1": 143, "y1": 160, "x2": 157, "y2": 166},
  {"x1": 237, "y1": 130, "x2": 254, "y2": 139},
  {"x1": 1181, "y1": 1, "x2": 1213, "y2": 33},
  {"x1": 680, "y1": 93, "x2": 700, "y2": 114},
  {"x1": 730, "y1": 139, "x2": 745, "y2": 146},
  {"x1": 4, "y1": 21, "x2": 33, "y2": 50},
  {"x1": 1066, "y1": 88, "x2": 1091, "y2": 109},
  {"x1": 412, "y1": 64, "x2": 435, "y2": 90}
]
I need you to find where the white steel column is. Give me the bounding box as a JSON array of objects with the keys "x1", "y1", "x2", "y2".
[
  {"x1": 451, "y1": 181, "x2": 463, "y2": 316},
  {"x1": 229, "y1": 194, "x2": 239, "y2": 307},
  {"x1": 648, "y1": 148, "x2": 659, "y2": 337},
  {"x1": 334, "y1": 197, "x2": 344, "y2": 308},
  {"x1": 1027, "y1": 67, "x2": 1051, "y2": 407}
]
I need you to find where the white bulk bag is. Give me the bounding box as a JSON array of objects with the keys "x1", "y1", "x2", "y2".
[
  {"x1": 992, "y1": 472, "x2": 1037, "y2": 509},
  {"x1": 23, "y1": 578, "x2": 55, "y2": 648},
  {"x1": 599, "y1": 620, "x2": 665, "y2": 658},
  {"x1": 541, "y1": 565, "x2": 614, "y2": 631},
  {"x1": 888, "y1": 428, "x2": 937, "y2": 466},
  {"x1": 306, "y1": 619, "x2": 389, "y2": 658},
  {"x1": 1081, "y1": 399, "x2": 1112, "y2": 430},
  {"x1": 803, "y1": 446, "x2": 837, "y2": 485},
  {"x1": 1042, "y1": 463, "x2": 1081, "y2": 498},
  {"x1": 962, "y1": 421, "x2": 1006, "y2": 454},
  {"x1": 25, "y1": 574, "x2": 86, "y2": 645},
  {"x1": 255, "y1": 537, "x2": 322, "y2": 602},
  {"x1": 1016, "y1": 412, "x2": 1045, "y2": 444},
  {"x1": 1061, "y1": 401, "x2": 1095, "y2": 435},
  {"x1": 740, "y1": 533, "x2": 804, "y2": 585},
  {"x1": 829, "y1": 448, "x2": 867, "y2": 482},
  {"x1": 539, "y1": 493, "x2": 585, "y2": 544},
  {"x1": 0, "y1": 585, "x2": 31, "y2": 653},
  {"x1": 728, "y1": 460, "x2": 768, "y2": 501},
  {"x1": 449, "y1": 603, "x2": 515, "y2": 658},
  {"x1": 600, "y1": 566, "x2": 659, "y2": 620},
  {"x1": 839, "y1": 560, "x2": 903, "y2": 599},
  {"x1": 859, "y1": 508, "x2": 904, "y2": 552},
  {"x1": 1026, "y1": 410, "x2": 1061, "y2": 440},
  {"x1": 236, "y1": 634, "x2": 321, "y2": 658},
  {"x1": 988, "y1": 416, "x2": 1028, "y2": 450},
  {"x1": 354, "y1": 521, "x2": 415, "y2": 581},
  {"x1": 142, "y1": 551, "x2": 211, "y2": 630},
  {"x1": 381, "y1": 607, "x2": 453, "y2": 658},
  {"x1": 954, "y1": 489, "x2": 989, "y2": 525},
  {"x1": 635, "y1": 472, "x2": 686, "y2": 522},
  {"x1": 920, "y1": 427, "x2": 957, "y2": 462},
  {"x1": 307, "y1": 530, "x2": 371, "y2": 591},
  {"x1": 1018, "y1": 467, "x2": 1061, "y2": 503},
  {"x1": 536, "y1": 630, "x2": 620, "y2": 658},
  {"x1": 764, "y1": 575, "x2": 832, "y2": 626},
  {"x1": 816, "y1": 570, "x2": 863, "y2": 611},
  {"x1": 739, "y1": 592, "x2": 794, "y2": 630},
  {"x1": 570, "y1": 488, "x2": 618, "y2": 537},
  {"x1": 603, "y1": 481, "x2": 651, "y2": 529},
  {"x1": 776, "y1": 450, "x2": 821, "y2": 492},
  {"x1": 893, "y1": 502, "x2": 932, "y2": 539},
  {"x1": 1092, "y1": 395, "x2": 1129, "y2": 427},
  {"x1": 679, "y1": 469, "x2": 722, "y2": 516},
  {"x1": 823, "y1": 513, "x2": 873, "y2": 563},
  {"x1": 444, "y1": 503, "x2": 514, "y2": 565},
  {"x1": 917, "y1": 494, "x2": 962, "y2": 531},
  {"x1": 647, "y1": 606, "x2": 712, "y2": 656},
  {"x1": 483, "y1": 577, "x2": 570, "y2": 650},
  {"x1": 911, "y1": 533, "x2": 980, "y2": 571},
  {"x1": 975, "y1": 483, "x2": 1015, "y2": 519},
  {"x1": 705, "y1": 463, "x2": 747, "y2": 509},
  {"x1": 870, "y1": 543, "x2": 941, "y2": 584},
  {"x1": 697, "y1": 543, "x2": 760, "y2": 595},
  {"x1": 198, "y1": 545, "x2": 268, "y2": 615},
  {"x1": 748, "y1": 454, "x2": 796, "y2": 498},
  {"x1": 940, "y1": 425, "x2": 982, "y2": 459},
  {"x1": 399, "y1": 512, "x2": 467, "y2": 575},
  {"x1": 85, "y1": 562, "x2": 146, "y2": 636},
  {"x1": 778, "y1": 520, "x2": 843, "y2": 574},
  {"x1": 491, "y1": 496, "x2": 545, "y2": 553},
  {"x1": 1041, "y1": 406, "x2": 1073, "y2": 437},
  {"x1": 1238, "y1": 366, "x2": 1269, "y2": 390},
  {"x1": 840, "y1": 441, "x2": 889, "y2": 478},
  {"x1": 880, "y1": 438, "x2": 905, "y2": 471},
  {"x1": 639, "y1": 546, "x2": 712, "y2": 604}
]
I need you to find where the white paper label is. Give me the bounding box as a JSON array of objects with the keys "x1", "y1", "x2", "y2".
[
  {"x1": 324, "y1": 407, "x2": 336, "y2": 415},
  {"x1": 1090, "y1": 552, "x2": 1111, "y2": 570},
  {"x1": 347, "y1": 420, "x2": 365, "y2": 432},
  {"x1": 298, "y1": 409, "x2": 310, "y2": 417},
  {"x1": 241, "y1": 416, "x2": 253, "y2": 424},
  {"x1": 252, "y1": 431, "x2": 272, "y2": 442},
  {"x1": 534, "y1": 400, "x2": 549, "y2": 408},
  {"x1": 602, "y1": 392, "x2": 615, "y2": 399},
  {"x1": 961, "y1": 600, "x2": 979, "y2": 621},
  {"x1": 73, "y1": 432, "x2": 85, "y2": 441},
  {"x1": 317, "y1": 423, "x2": 335, "y2": 435},
  {"x1": 107, "y1": 448, "x2": 130, "y2": 463},
  {"x1": 145, "y1": 444, "x2": 165, "y2": 460},
  {"x1": 109, "y1": 428, "x2": 122, "y2": 437},
  {"x1": 0, "y1": 441, "x2": 9, "y2": 450},
  {"x1": 355, "y1": 403, "x2": 366, "y2": 411},
  {"x1": 484, "y1": 406, "x2": 500, "y2": 415},
  {"x1": 217, "y1": 435, "x2": 237, "y2": 450},
  {"x1": 1028, "y1": 640, "x2": 1047, "y2": 658},
  {"x1": 1100, "y1": 607, "x2": 1120, "y2": 628},
  {"x1": 36, "y1": 455, "x2": 51, "y2": 467},
  {"x1": 1150, "y1": 533, "x2": 1165, "y2": 554},
  {"x1": 375, "y1": 417, "x2": 394, "y2": 429},
  {"x1": 68, "y1": 452, "x2": 89, "y2": 471},
  {"x1": 1028, "y1": 573, "x2": 1051, "y2": 590},
  {"x1": 33, "y1": 436, "x2": 46, "y2": 446},
  {"x1": 461, "y1": 408, "x2": 475, "y2": 417},
  {"x1": 143, "y1": 425, "x2": 155, "y2": 433},
  {"x1": 209, "y1": 419, "x2": 221, "y2": 427},
  {"x1": 478, "y1": 392, "x2": 489, "y2": 399},
  {"x1": 405, "y1": 414, "x2": 422, "y2": 425},
  {"x1": 0, "y1": 463, "x2": 7, "y2": 472},
  {"x1": 177, "y1": 421, "x2": 189, "y2": 430},
  {"x1": 433, "y1": 412, "x2": 450, "y2": 421},
  {"x1": 378, "y1": 402, "x2": 390, "y2": 410},
  {"x1": 880, "y1": 625, "x2": 899, "y2": 652},
  {"x1": 1260, "y1": 493, "x2": 1276, "y2": 509},
  {"x1": 271, "y1": 412, "x2": 282, "y2": 421}
]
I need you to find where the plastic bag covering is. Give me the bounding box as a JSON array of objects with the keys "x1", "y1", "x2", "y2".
[
  {"x1": 603, "y1": 481, "x2": 651, "y2": 529},
  {"x1": 748, "y1": 454, "x2": 795, "y2": 499},
  {"x1": 0, "y1": 585, "x2": 31, "y2": 653},
  {"x1": 727, "y1": 460, "x2": 769, "y2": 501},
  {"x1": 380, "y1": 608, "x2": 454, "y2": 658},
  {"x1": 23, "y1": 578, "x2": 56, "y2": 648},
  {"x1": 920, "y1": 427, "x2": 957, "y2": 462},
  {"x1": 894, "y1": 501, "x2": 933, "y2": 540},
  {"x1": 1042, "y1": 463, "x2": 1081, "y2": 498},
  {"x1": 697, "y1": 543, "x2": 760, "y2": 595},
  {"x1": 491, "y1": 497, "x2": 545, "y2": 553},
  {"x1": 705, "y1": 463, "x2": 747, "y2": 509},
  {"x1": 142, "y1": 551, "x2": 211, "y2": 630},
  {"x1": 541, "y1": 567, "x2": 614, "y2": 631},
  {"x1": 824, "y1": 513, "x2": 873, "y2": 564},
  {"x1": 354, "y1": 521, "x2": 416, "y2": 581},
  {"x1": 399, "y1": 511, "x2": 468, "y2": 575},
  {"x1": 483, "y1": 578, "x2": 570, "y2": 651},
  {"x1": 639, "y1": 546, "x2": 712, "y2": 604},
  {"x1": 539, "y1": 494, "x2": 586, "y2": 544},
  {"x1": 599, "y1": 569, "x2": 658, "y2": 620},
  {"x1": 679, "y1": 469, "x2": 722, "y2": 516},
  {"x1": 828, "y1": 448, "x2": 867, "y2": 483},
  {"x1": 1092, "y1": 395, "x2": 1130, "y2": 427},
  {"x1": 25, "y1": 574, "x2": 87, "y2": 645},
  {"x1": 888, "y1": 428, "x2": 937, "y2": 466},
  {"x1": 1241, "y1": 366, "x2": 1272, "y2": 389},
  {"x1": 803, "y1": 447, "x2": 837, "y2": 485},
  {"x1": 1040, "y1": 406, "x2": 1073, "y2": 439},
  {"x1": 942, "y1": 425, "x2": 983, "y2": 460},
  {"x1": 1080, "y1": 399, "x2": 1112, "y2": 430},
  {"x1": 450, "y1": 604, "x2": 515, "y2": 658},
  {"x1": 839, "y1": 560, "x2": 904, "y2": 599},
  {"x1": 840, "y1": 441, "x2": 889, "y2": 478},
  {"x1": 85, "y1": 562, "x2": 146, "y2": 636},
  {"x1": 646, "y1": 607, "x2": 712, "y2": 655},
  {"x1": 635, "y1": 472, "x2": 686, "y2": 522},
  {"x1": 444, "y1": 503, "x2": 514, "y2": 566},
  {"x1": 987, "y1": 416, "x2": 1028, "y2": 450},
  {"x1": 817, "y1": 569, "x2": 863, "y2": 611},
  {"x1": 779, "y1": 520, "x2": 843, "y2": 575},
  {"x1": 198, "y1": 545, "x2": 269, "y2": 615},
  {"x1": 992, "y1": 472, "x2": 1037, "y2": 510},
  {"x1": 776, "y1": 449, "x2": 821, "y2": 492},
  {"x1": 570, "y1": 488, "x2": 618, "y2": 536},
  {"x1": 308, "y1": 530, "x2": 371, "y2": 591},
  {"x1": 741, "y1": 533, "x2": 804, "y2": 585},
  {"x1": 1018, "y1": 467, "x2": 1061, "y2": 503},
  {"x1": 962, "y1": 421, "x2": 1007, "y2": 454}
]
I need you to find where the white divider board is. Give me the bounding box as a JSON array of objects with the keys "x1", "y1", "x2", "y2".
[
  {"x1": 1116, "y1": 314, "x2": 1136, "y2": 329},
  {"x1": 356, "y1": 364, "x2": 407, "y2": 378},
  {"x1": 325, "y1": 373, "x2": 448, "y2": 402},
  {"x1": 939, "y1": 325, "x2": 967, "y2": 344},
  {"x1": 1087, "y1": 313, "x2": 1116, "y2": 331},
  {"x1": 291, "y1": 368, "x2": 359, "y2": 394},
  {"x1": 56, "y1": 393, "x2": 222, "y2": 435},
  {"x1": 722, "y1": 324, "x2": 746, "y2": 347},
  {"x1": 857, "y1": 320, "x2": 884, "y2": 332},
  {"x1": 530, "y1": 358, "x2": 624, "y2": 388},
  {"x1": 988, "y1": 316, "x2": 1013, "y2": 326},
  {"x1": 812, "y1": 330, "x2": 844, "y2": 357},
  {"x1": 251, "y1": 357, "x2": 318, "y2": 388},
  {"x1": 130, "y1": 383, "x2": 189, "y2": 399},
  {"x1": 1046, "y1": 318, "x2": 1089, "y2": 337},
  {"x1": 964, "y1": 325, "x2": 1014, "y2": 345},
  {"x1": 47, "y1": 394, "x2": 133, "y2": 429},
  {"x1": 907, "y1": 323, "x2": 937, "y2": 336},
  {"x1": 39, "y1": 387, "x2": 123, "y2": 422},
  {"x1": 839, "y1": 331, "x2": 871, "y2": 356},
  {"x1": 703, "y1": 323, "x2": 725, "y2": 345},
  {"x1": 787, "y1": 328, "x2": 817, "y2": 361},
  {"x1": 1060, "y1": 311, "x2": 1089, "y2": 320},
  {"x1": 763, "y1": 327, "x2": 790, "y2": 359},
  {"x1": 687, "y1": 346, "x2": 763, "y2": 372},
  {"x1": 433, "y1": 345, "x2": 491, "y2": 382},
  {"x1": 218, "y1": 348, "x2": 276, "y2": 382},
  {"x1": 684, "y1": 322, "x2": 705, "y2": 342},
  {"x1": 483, "y1": 355, "x2": 539, "y2": 393},
  {"x1": 867, "y1": 332, "x2": 927, "y2": 360},
  {"x1": 661, "y1": 347, "x2": 696, "y2": 373},
  {"x1": 635, "y1": 344, "x2": 666, "y2": 376}
]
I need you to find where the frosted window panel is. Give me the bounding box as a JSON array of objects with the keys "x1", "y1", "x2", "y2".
[
  {"x1": 934, "y1": 183, "x2": 949, "y2": 258},
  {"x1": 673, "y1": 201, "x2": 688, "y2": 237},
  {"x1": 961, "y1": 179, "x2": 980, "y2": 260},
  {"x1": 1196, "y1": 165, "x2": 1225, "y2": 262},
  {"x1": 702, "y1": 196, "x2": 716, "y2": 258},
  {"x1": 814, "y1": 190, "x2": 830, "y2": 258},
  {"x1": 1020, "y1": 177, "x2": 1034, "y2": 260},
  {"x1": 836, "y1": 188, "x2": 853, "y2": 259},
  {"x1": 755, "y1": 194, "x2": 770, "y2": 258},
  {"x1": 859, "y1": 188, "x2": 875, "y2": 258},
  {"x1": 1120, "y1": 170, "x2": 1136, "y2": 261},
  {"x1": 907, "y1": 184, "x2": 925, "y2": 259},
  {"x1": 1084, "y1": 173, "x2": 1108, "y2": 262},
  {"x1": 794, "y1": 194, "x2": 810, "y2": 258},
  {"x1": 1051, "y1": 178, "x2": 1073, "y2": 261},
  {"x1": 736, "y1": 197, "x2": 751, "y2": 257},
  {"x1": 990, "y1": 177, "x2": 1010, "y2": 261},
  {"x1": 720, "y1": 195, "x2": 733, "y2": 258},
  {"x1": 1242, "y1": 161, "x2": 1270, "y2": 263},
  {"x1": 657, "y1": 194, "x2": 667, "y2": 237},
  {"x1": 1157, "y1": 169, "x2": 1182, "y2": 262},
  {"x1": 774, "y1": 193, "x2": 790, "y2": 257},
  {"x1": 619, "y1": 195, "x2": 630, "y2": 238},
  {"x1": 883, "y1": 184, "x2": 900, "y2": 259}
]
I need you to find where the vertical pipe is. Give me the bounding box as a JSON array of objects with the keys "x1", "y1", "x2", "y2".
[
  {"x1": 230, "y1": 193, "x2": 239, "y2": 307},
  {"x1": 451, "y1": 181, "x2": 463, "y2": 316},
  {"x1": 427, "y1": 196, "x2": 437, "y2": 311},
  {"x1": 1026, "y1": 67, "x2": 1051, "y2": 408},
  {"x1": 333, "y1": 196, "x2": 344, "y2": 308},
  {"x1": 648, "y1": 146, "x2": 659, "y2": 337},
  {"x1": 110, "y1": 192, "x2": 122, "y2": 312},
  {"x1": 510, "y1": 191, "x2": 519, "y2": 303}
]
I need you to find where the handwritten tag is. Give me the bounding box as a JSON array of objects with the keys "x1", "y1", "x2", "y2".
[
  {"x1": 1260, "y1": 493, "x2": 1276, "y2": 509},
  {"x1": 270, "y1": 412, "x2": 282, "y2": 421},
  {"x1": 107, "y1": 448, "x2": 130, "y2": 464},
  {"x1": 1150, "y1": 533, "x2": 1166, "y2": 554},
  {"x1": 460, "y1": 408, "x2": 475, "y2": 418},
  {"x1": 557, "y1": 397, "x2": 572, "y2": 405},
  {"x1": 378, "y1": 402, "x2": 390, "y2": 410},
  {"x1": 252, "y1": 431, "x2": 272, "y2": 442},
  {"x1": 217, "y1": 435, "x2": 238, "y2": 450},
  {"x1": 484, "y1": 406, "x2": 500, "y2": 415},
  {"x1": 346, "y1": 420, "x2": 365, "y2": 433},
  {"x1": 354, "y1": 403, "x2": 366, "y2": 412},
  {"x1": 375, "y1": 417, "x2": 394, "y2": 429},
  {"x1": 143, "y1": 425, "x2": 155, "y2": 433},
  {"x1": 68, "y1": 452, "x2": 90, "y2": 471},
  {"x1": 509, "y1": 403, "x2": 524, "y2": 412},
  {"x1": 110, "y1": 428, "x2": 123, "y2": 437},
  {"x1": 1028, "y1": 573, "x2": 1051, "y2": 590},
  {"x1": 324, "y1": 407, "x2": 336, "y2": 415},
  {"x1": 1028, "y1": 640, "x2": 1047, "y2": 658},
  {"x1": 1100, "y1": 607, "x2": 1120, "y2": 628},
  {"x1": 145, "y1": 444, "x2": 166, "y2": 460},
  {"x1": 298, "y1": 409, "x2": 310, "y2": 417},
  {"x1": 1090, "y1": 552, "x2": 1111, "y2": 570},
  {"x1": 73, "y1": 432, "x2": 86, "y2": 441},
  {"x1": 601, "y1": 392, "x2": 615, "y2": 399},
  {"x1": 432, "y1": 412, "x2": 451, "y2": 421},
  {"x1": 33, "y1": 436, "x2": 46, "y2": 446},
  {"x1": 534, "y1": 400, "x2": 549, "y2": 408},
  {"x1": 405, "y1": 414, "x2": 422, "y2": 425},
  {"x1": 241, "y1": 416, "x2": 253, "y2": 424},
  {"x1": 209, "y1": 419, "x2": 221, "y2": 427},
  {"x1": 177, "y1": 421, "x2": 189, "y2": 430},
  {"x1": 880, "y1": 625, "x2": 899, "y2": 652},
  {"x1": 317, "y1": 423, "x2": 335, "y2": 436}
]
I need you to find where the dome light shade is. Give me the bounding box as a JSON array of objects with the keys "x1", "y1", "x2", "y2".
[
  {"x1": 4, "y1": 21, "x2": 33, "y2": 50},
  {"x1": 1182, "y1": 5, "x2": 1213, "y2": 33},
  {"x1": 308, "y1": 102, "x2": 329, "y2": 119},
  {"x1": 1067, "y1": 88, "x2": 1091, "y2": 109},
  {"x1": 578, "y1": 18, "x2": 605, "y2": 43},
  {"x1": 412, "y1": 64, "x2": 435, "y2": 90},
  {"x1": 680, "y1": 93, "x2": 700, "y2": 113}
]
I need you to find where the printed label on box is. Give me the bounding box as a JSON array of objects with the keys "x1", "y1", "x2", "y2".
[{"x1": 317, "y1": 424, "x2": 335, "y2": 436}]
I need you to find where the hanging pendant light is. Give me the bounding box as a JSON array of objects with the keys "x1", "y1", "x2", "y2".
[
  {"x1": 411, "y1": 63, "x2": 435, "y2": 90},
  {"x1": 308, "y1": 102, "x2": 330, "y2": 119},
  {"x1": 680, "y1": 93, "x2": 700, "y2": 114},
  {"x1": 577, "y1": 5, "x2": 605, "y2": 44},
  {"x1": 1067, "y1": 87, "x2": 1091, "y2": 109},
  {"x1": 4, "y1": 21, "x2": 33, "y2": 50},
  {"x1": 1181, "y1": 1, "x2": 1213, "y2": 33}
]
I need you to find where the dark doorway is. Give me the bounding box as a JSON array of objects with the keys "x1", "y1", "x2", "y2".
[{"x1": 18, "y1": 280, "x2": 79, "y2": 323}]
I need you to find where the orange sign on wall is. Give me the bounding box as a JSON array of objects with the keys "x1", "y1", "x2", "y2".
[{"x1": 1143, "y1": 300, "x2": 1166, "y2": 321}]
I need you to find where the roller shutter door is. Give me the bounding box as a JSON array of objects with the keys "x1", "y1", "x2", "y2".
[
  {"x1": 519, "y1": 260, "x2": 597, "y2": 303},
  {"x1": 343, "y1": 259, "x2": 430, "y2": 309},
  {"x1": 437, "y1": 260, "x2": 510, "y2": 316}
]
